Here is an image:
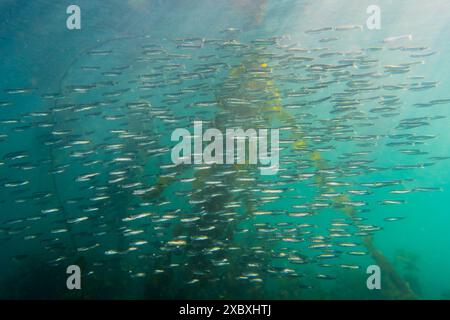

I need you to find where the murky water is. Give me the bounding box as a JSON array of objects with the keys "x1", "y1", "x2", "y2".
[{"x1": 1, "y1": 0, "x2": 450, "y2": 299}]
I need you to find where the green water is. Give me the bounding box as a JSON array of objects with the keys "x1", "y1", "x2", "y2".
[{"x1": 1, "y1": 0, "x2": 450, "y2": 299}]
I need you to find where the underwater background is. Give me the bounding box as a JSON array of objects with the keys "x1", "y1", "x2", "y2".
[{"x1": 1, "y1": 0, "x2": 450, "y2": 299}]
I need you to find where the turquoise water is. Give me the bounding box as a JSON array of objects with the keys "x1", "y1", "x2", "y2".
[{"x1": 1, "y1": 0, "x2": 450, "y2": 299}]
